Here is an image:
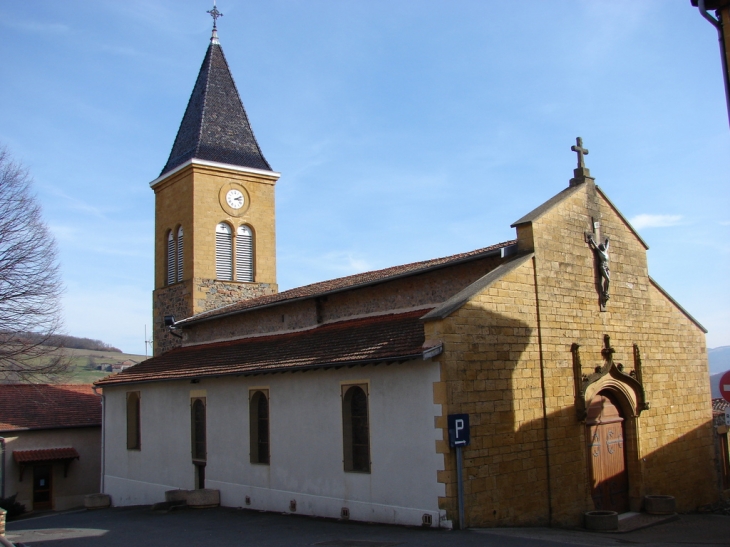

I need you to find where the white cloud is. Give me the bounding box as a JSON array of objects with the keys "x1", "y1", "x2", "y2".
[
  {"x1": 630, "y1": 214, "x2": 683, "y2": 230},
  {"x1": 3, "y1": 20, "x2": 69, "y2": 34},
  {"x1": 48, "y1": 223, "x2": 79, "y2": 242}
]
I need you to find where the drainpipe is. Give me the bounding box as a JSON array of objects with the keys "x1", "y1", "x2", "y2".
[
  {"x1": 92, "y1": 386, "x2": 105, "y2": 493},
  {"x1": 697, "y1": 0, "x2": 730, "y2": 129}
]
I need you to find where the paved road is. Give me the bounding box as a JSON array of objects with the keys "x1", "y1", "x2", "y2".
[{"x1": 5, "y1": 506, "x2": 730, "y2": 547}]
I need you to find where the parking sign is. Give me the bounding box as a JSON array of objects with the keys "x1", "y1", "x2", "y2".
[{"x1": 448, "y1": 414, "x2": 470, "y2": 447}]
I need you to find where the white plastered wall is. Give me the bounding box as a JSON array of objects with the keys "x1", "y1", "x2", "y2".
[{"x1": 102, "y1": 360, "x2": 448, "y2": 527}]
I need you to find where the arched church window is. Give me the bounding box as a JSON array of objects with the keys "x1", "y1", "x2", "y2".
[
  {"x1": 236, "y1": 225, "x2": 254, "y2": 282},
  {"x1": 249, "y1": 390, "x2": 270, "y2": 464},
  {"x1": 126, "y1": 391, "x2": 141, "y2": 450},
  {"x1": 191, "y1": 397, "x2": 206, "y2": 489},
  {"x1": 342, "y1": 385, "x2": 370, "y2": 473},
  {"x1": 215, "y1": 223, "x2": 233, "y2": 281},
  {"x1": 166, "y1": 230, "x2": 175, "y2": 285},
  {"x1": 191, "y1": 398, "x2": 207, "y2": 462},
  {"x1": 176, "y1": 226, "x2": 184, "y2": 283}
]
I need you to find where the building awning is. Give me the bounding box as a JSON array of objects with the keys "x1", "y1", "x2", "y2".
[{"x1": 13, "y1": 447, "x2": 80, "y2": 481}]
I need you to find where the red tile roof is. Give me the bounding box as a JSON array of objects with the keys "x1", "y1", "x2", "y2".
[
  {"x1": 0, "y1": 384, "x2": 101, "y2": 431},
  {"x1": 13, "y1": 447, "x2": 80, "y2": 463},
  {"x1": 713, "y1": 398, "x2": 729, "y2": 414},
  {"x1": 97, "y1": 309, "x2": 436, "y2": 387},
  {"x1": 180, "y1": 241, "x2": 515, "y2": 326}
]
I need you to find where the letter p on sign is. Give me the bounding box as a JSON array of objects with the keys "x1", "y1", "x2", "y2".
[{"x1": 448, "y1": 414, "x2": 470, "y2": 448}]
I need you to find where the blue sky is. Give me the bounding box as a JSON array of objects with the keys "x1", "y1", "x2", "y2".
[{"x1": 0, "y1": 1, "x2": 728, "y2": 354}]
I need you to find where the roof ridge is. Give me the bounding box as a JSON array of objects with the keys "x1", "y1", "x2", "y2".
[
  {"x1": 179, "y1": 308, "x2": 431, "y2": 352},
  {"x1": 180, "y1": 239, "x2": 516, "y2": 325},
  {"x1": 193, "y1": 43, "x2": 214, "y2": 162}
]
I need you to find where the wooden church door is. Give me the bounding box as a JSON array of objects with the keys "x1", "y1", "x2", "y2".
[{"x1": 586, "y1": 392, "x2": 629, "y2": 513}]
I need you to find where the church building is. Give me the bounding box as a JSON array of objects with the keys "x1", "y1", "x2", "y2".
[{"x1": 96, "y1": 18, "x2": 719, "y2": 529}]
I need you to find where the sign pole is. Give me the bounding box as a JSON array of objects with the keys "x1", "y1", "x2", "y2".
[
  {"x1": 456, "y1": 444, "x2": 465, "y2": 529},
  {"x1": 448, "y1": 413, "x2": 470, "y2": 531}
]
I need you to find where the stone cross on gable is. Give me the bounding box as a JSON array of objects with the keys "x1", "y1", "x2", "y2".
[{"x1": 571, "y1": 137, "x2": 589, "y2": 169}]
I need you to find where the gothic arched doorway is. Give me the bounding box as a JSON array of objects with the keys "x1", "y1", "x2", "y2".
[{"x1": 586, "y1": 391, "x2": 629, "y2": 513}]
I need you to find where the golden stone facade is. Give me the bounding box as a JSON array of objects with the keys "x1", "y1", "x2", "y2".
[{"x1": 426, "y1": 175, "x2": 715, "y2": 527}]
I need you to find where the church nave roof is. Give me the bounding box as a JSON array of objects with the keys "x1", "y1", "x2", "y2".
[{"x1": 95, "y1": 309, "x2": 438, "y2": 386}]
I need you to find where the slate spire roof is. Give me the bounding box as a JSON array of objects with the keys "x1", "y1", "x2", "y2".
[{"x1": 160, "y1": 39, "x2": 272, "y2": 176}]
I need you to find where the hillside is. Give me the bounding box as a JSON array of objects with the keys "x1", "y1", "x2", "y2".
[
  {"x1": 709, "y1": 346, "x2": 730, "y2": 375},
  {"x1": 61, "y1": 347, "x2": 147, "y2": 384},
  {"x1": 0, "y1": 347, "x2": 147, "y2": 384}
]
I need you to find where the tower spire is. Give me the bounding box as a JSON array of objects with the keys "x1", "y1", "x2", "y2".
[{"x1": 207, "y1": 1, "x2": 223, "y2": 44}]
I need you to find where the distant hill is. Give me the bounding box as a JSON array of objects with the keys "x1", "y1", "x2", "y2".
[
  {"x1": 711, "y1": 372, "x2": 724, "y2": 398},
  {"x1": 61, "y1": 347, "x2": 147, "y2": 384},
  {"x1": 0, "y1": 347, "x2": 148, "y2": 384},
  {"x1": 709, "y1": 346, "x2": 730, "y2": 375},
  {"x1": 10, "y1": 332, "x2": 122, "y2": 352}
]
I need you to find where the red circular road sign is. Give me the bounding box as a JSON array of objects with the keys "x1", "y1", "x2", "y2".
[{"x1": 721, "y1": 371, "x2": 730, "y2": 403}]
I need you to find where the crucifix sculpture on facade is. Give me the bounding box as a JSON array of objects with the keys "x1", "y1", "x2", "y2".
[{"x1": 587, "y1": 233, "x2": 610, "y2": 306}]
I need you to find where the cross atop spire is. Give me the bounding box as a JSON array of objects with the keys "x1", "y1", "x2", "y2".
[
  {"x1": 207, "y1": 1, "x2": 223, "y2": 44},
  {"x1": 571, "y1": 137, "x2": 589, "y2": 169}
]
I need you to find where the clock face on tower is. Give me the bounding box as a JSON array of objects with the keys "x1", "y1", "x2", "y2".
[
  {"x1": 219, "y1": 183, "x2": 250, "y2": 216},
  {"x1": 226, "y1": 189, "x2": 244, "y2": 209}
]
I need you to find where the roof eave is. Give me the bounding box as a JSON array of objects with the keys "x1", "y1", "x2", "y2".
[
  {"x1": 150, "y1": 158, "x2": 281, "y2": 189},
  {"x1": 595, "y1": 186, "x2": 649, "y2": 250},
  {"x1": 94, "y1": 346, "x2": 441, "y2": 388},
  {"x1": 0, "y1": 423, "x2": 101, "y2": 434},
  {"x1": 422, "y1": 253, "x2": 535, "y2": 322},
  {"x1": 649, "y1": 276, "x2": 707, "y2": 333}
]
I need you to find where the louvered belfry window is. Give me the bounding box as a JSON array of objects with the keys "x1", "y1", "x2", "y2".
[
  {"x1": 215, "y1": 223, "x2": 233, "y2": 280},
  {"x1": 236, "y1": 225, "x2": 254, "y2": 282},
  {"x1": 166, "y1": 231, "x2": 175, "y2": 285},
  {"x1": 176, "y1": 226, "x2": 184, "y2": 282}
]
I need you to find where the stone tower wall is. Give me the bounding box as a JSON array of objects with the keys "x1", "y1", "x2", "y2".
[{"x1": 152, "y1": 162, "x2": 279, "y2": 355}]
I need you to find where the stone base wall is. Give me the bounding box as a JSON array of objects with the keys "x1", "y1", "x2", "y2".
[
  {"x1": 194, "y1": 278, "x2": 275, "y2": 313},
  {"x1": 153, "y1": 281, "x2": 193, "y2": 355},
  {"x1": 154, "y1": 278, "x2": 276, "y2": 355}
]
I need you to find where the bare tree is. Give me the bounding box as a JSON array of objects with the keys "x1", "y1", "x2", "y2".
[{"x1": 0, "y1": 146, "x2": 67, "y2": 382}]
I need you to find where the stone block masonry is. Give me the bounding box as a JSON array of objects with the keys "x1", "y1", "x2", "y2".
[
  {"x1": 154, "y1": 278, "x2": 275, "y2": 355},
  {"x1": 428, "y1": 178, "x2": 716, "y2": 528}
]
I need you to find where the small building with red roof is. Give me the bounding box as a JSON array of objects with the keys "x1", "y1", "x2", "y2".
[{"x1": 0, "y1": 384, "x2": 101, "y2": 511}]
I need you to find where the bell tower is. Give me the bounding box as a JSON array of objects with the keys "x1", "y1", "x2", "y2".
[{"x1": 151, "y1": 13, "x2": 279, "y2": 355}]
